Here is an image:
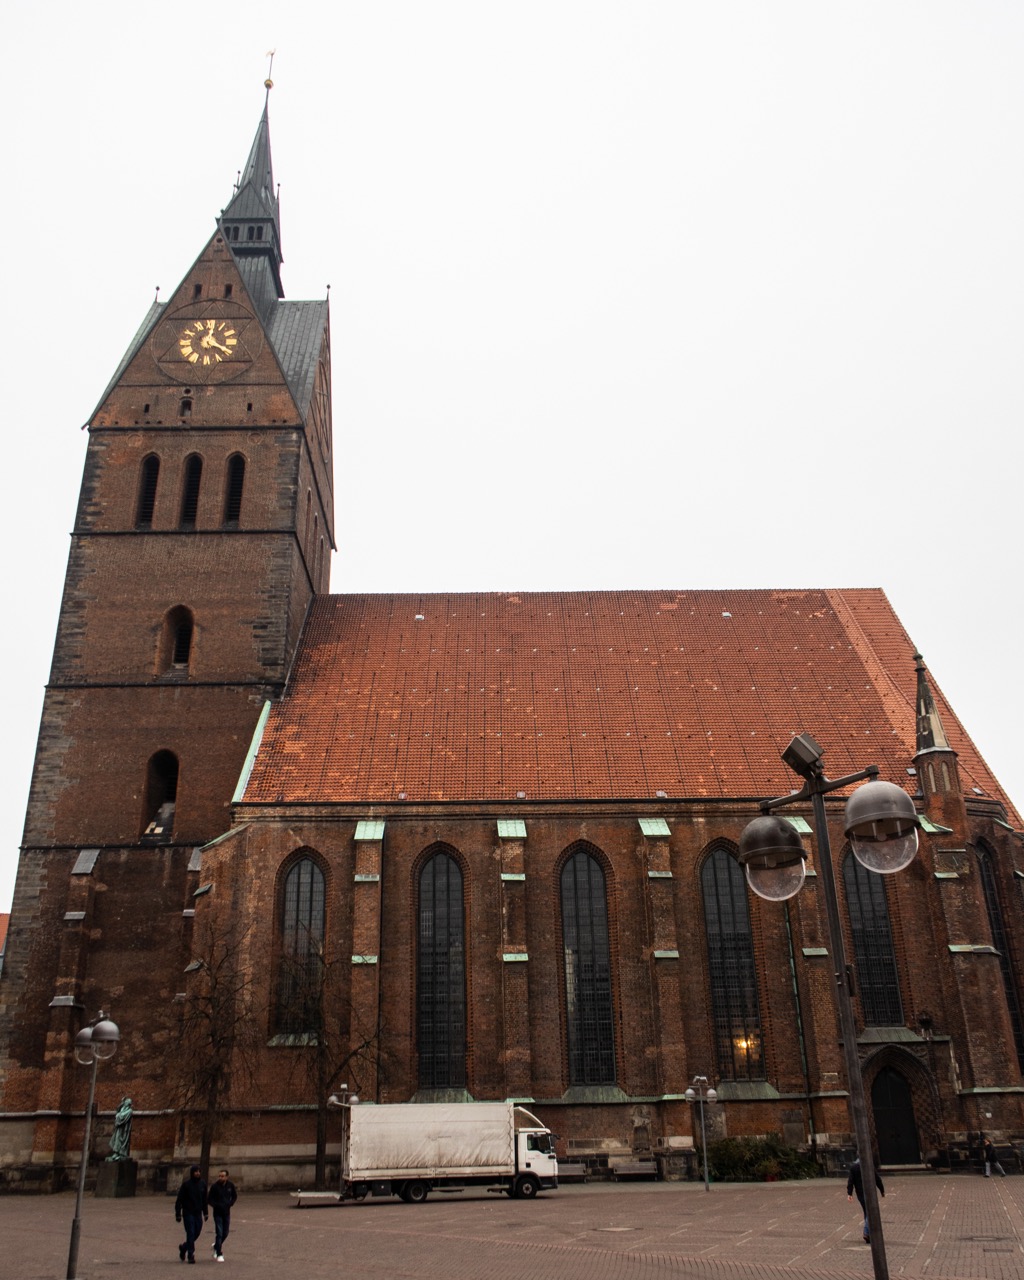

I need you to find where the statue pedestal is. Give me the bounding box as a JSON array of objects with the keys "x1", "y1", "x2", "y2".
[{"x1": 96, "y1": 1160, "x2": 137, "y2": 1198}]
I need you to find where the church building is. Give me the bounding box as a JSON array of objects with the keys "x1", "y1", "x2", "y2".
[{"x1": 1, "y1": 93, "x2": 1022, "y2": 1190}]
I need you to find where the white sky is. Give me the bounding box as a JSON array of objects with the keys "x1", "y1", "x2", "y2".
[{"x1": 2, "y1": 3, "x2": 1022, "y2": 913}]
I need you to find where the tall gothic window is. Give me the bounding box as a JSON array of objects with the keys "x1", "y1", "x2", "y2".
[
  {"x1": 561, "y1": 845, "x2": 616, "y2": 1086},
  {"x1": 977, "y1": 843, "x2": 1024, "y2": 1071},
  {"x1": 275, "y1": 855, "x2": 326, "y2": 1036},
  {"x1": 135, "y1": 454, "x2": 160, "y2": 528},
  {"x1": 179, "y1": 455, "x2": 203, "y2": 528},
  {"x1": 701, "y1": 846, "x2": 764, "y2": 1080},
  {"x1": 843, "y1": 850, "x2": 904, "y2": 1026},
  {"x1": 417, "y1": 849, "x2": 466, "y2": 1089},
  {"x1": 222, "y1": 454, "x2": 245, "y2": 526}
]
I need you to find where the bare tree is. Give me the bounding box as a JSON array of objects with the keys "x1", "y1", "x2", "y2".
[
  {"x1": 173, "y1": 917, "x2": 260, "y2": 1180},
  {"x1": 278, "y1": 940, "x2": 388, "y2": 1189}
]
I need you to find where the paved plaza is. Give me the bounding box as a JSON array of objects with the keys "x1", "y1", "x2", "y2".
[{"x1": 3, "y1": 1174, "x2": 1023, "y2": 1280}]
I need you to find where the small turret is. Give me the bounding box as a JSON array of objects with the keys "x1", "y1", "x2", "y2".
[{"x1": 913, "y1": 652, "x2": 960, "y2": 800}]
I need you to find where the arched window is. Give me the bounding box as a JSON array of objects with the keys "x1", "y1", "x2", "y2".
[
  {"x1": 977, "y1": 843, "x2": 1024, "y2": 1071},
  {"x1": 135, "y1": 454, "x2": 160, "y2": 528},
  {"x1": 141, "y1": 750, "x2": 178, "y2": 841},
  {"x1": 222, "y1": 454, "x2": 245, "y2": 526},
  {"x1": 179, "y1": 454, "x2": 203, "y2": 528},
  {"x1": 843, "y1": 850, "x2": 903, "y2": 1026},
  {"x1": 417, "y1": 848, "x2": 466, "y2": 1089},
  {"x1": 275, "y1": 855, "x2": 326, "y2": 1036},
  {"x1": 159, "y1": 605, "x2": 194, "y2": 673},
  {"x1": 561, "y1": 845, "x2": 616, "y2": 1086},
  {"x1": 701, "y1": 846, "x2": 764, "y2": 1080}
]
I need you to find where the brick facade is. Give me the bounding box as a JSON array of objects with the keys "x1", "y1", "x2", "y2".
[{"x1": 2, "y1": 102, "x2": 1023, "y2": 1193}]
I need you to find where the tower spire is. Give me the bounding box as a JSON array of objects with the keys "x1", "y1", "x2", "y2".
[{"x1": 219, "y1": 80, "x2": 284, "y2": 318}]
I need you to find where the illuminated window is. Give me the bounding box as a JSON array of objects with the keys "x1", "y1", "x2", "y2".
[{"x1": 701, "y1": 846, "x2": 764, "y2": 1080}]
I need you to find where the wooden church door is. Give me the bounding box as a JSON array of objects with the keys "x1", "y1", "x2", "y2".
[{"x1": 871, "y1": 1066, "x2": 921, "y2": 1165}]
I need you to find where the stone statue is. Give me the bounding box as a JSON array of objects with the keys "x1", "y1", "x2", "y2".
[{"x1": 107, "y1": 1096, "x2": 133, "y2": 1161}]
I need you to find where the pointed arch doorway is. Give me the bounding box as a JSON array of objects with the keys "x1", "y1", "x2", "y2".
[{"x1": 871, "y1": 1066, "x2": 921, "y2": 1165}]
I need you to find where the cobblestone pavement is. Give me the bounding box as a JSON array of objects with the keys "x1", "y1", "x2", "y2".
[{"x1": 4, "y1": 1175, "x2": 1023, "y2": 1280}]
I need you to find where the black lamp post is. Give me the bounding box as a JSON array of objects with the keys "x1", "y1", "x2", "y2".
[
  {"x1": 684, "y1": 1076, "x2": 717, "y2": 1191},
  {"x1": 66, "y1": 1012, "x2": 121, "y2": 1280},
  {"x1": 738, "y1": 733, "x2": 919, "y2": 1280},
  {"x1": 327, "y1": 1085, "x2": 361, "y2": 1197}
]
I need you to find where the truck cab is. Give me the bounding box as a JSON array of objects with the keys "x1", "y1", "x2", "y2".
[{"x1": 513, "y1": 1109, "x2": 558, "y2": 1196}]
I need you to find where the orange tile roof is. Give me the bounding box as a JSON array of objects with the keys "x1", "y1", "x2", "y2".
[{"x1": 241, "y1": 588, "x2": 1016, "y2": 815}]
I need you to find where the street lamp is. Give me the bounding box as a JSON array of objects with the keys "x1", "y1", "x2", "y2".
[
  {"x1": 683, "y1": 1076, "x2": 717, "y2": 1192},
  {"x1": 66, "y1": 1012, "x2": 121, "y2": 1280},
  {"x1": 738, "y1": 732, "x2": 919, "y2": 1280},
  {"x1": 327, "y1": 1084, "x2": 360, "y2": 1108}
]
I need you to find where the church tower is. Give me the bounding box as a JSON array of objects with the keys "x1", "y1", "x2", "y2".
[{"x1": 0, "y1": 88, "x2": 333, "y2": 1170}]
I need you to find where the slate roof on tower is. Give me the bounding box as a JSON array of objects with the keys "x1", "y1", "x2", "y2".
[
  {"x1": 88, "y1": 95, "x2": 326, "y2": 426},
  {"x1": 240, "y1": 587, "x2": 1018, "y2": 816}
]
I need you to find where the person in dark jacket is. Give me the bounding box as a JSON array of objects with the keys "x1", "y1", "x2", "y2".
[
  {"x1": 174, "y1": 1165, "x2": 208, "y2": 1264},
  {"x1": 208, "y1": 1168, "x2": 238, "y2": 1262},
  {"x1": 847, "y1": 1156, "x2": 885, "y2": 1243},
  {"x1": 982, "y1": 1135, "x2": 1007, "y2": 1178}
]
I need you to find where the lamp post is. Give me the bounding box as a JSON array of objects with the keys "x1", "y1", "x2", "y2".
[
  {"x1": 684, "y1": 1076, "x2": 717, "y2": 1191},
  {"x1": 66, "y1": 1012, "x2": 121, "y2": 1280},
  {"x1": 327, "y1": 1085, "x2": 360, "y2": 1197},
  {"x1": 738, "y1": 733, "x2": 919, "y2": 1280}
]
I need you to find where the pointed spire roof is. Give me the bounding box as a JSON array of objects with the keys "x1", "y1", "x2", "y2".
[
  {"x1": 914, "y1": 652, "x2": 953, "y2": 754},
  {"x1": 219, "y1": 84, "x2": 284, "y2": 320},
  {"x1": 226, "y1": 95, "x2": 279, "y2": 225}
]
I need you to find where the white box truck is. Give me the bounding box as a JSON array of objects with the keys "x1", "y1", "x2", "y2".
[{"x1": 337, "y1": 1102, "x2": 558, "y2": 1202}]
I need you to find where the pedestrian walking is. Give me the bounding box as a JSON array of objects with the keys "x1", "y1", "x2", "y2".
[
  {"x1": 982, "y1": 1136, "x2": 1007, "y2": 1178},
  {"x1": 847, "y1": 1155, "x2": 885, "y2": 1244},
  {"x1": 174, "y1": 1164, "x2": 209, "y2": 1264},
  {"x1": 208, "y1": 1168, "x2": 238, "y2": 1263}
]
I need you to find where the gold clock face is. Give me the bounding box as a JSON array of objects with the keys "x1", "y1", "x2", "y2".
[
  {"x1": 152, "y1": 302, "x2": 263, "y2": 384},
  {"x1": 179, "y1": 318, "x2": 238, "y2": 367}
]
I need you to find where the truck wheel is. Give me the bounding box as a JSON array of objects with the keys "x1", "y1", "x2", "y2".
[
  {"x1": 405, "y1": 1180, "x2": 429, "y2": 1203},
  {"x1": 352, "y1": 1183, "x2": 369, "y2": 1201},
  {"x1": 514, "y1": 1175, "x2": 540, "y2": 1199}
]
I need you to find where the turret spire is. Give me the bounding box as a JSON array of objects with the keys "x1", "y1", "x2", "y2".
[{"x1": 914, "y1": 652, "x2": 952, "y2": 753}]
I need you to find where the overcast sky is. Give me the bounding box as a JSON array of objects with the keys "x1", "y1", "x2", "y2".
[{"x1": 2, "y1": 3, "x2": 1022, "y2": 913}]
